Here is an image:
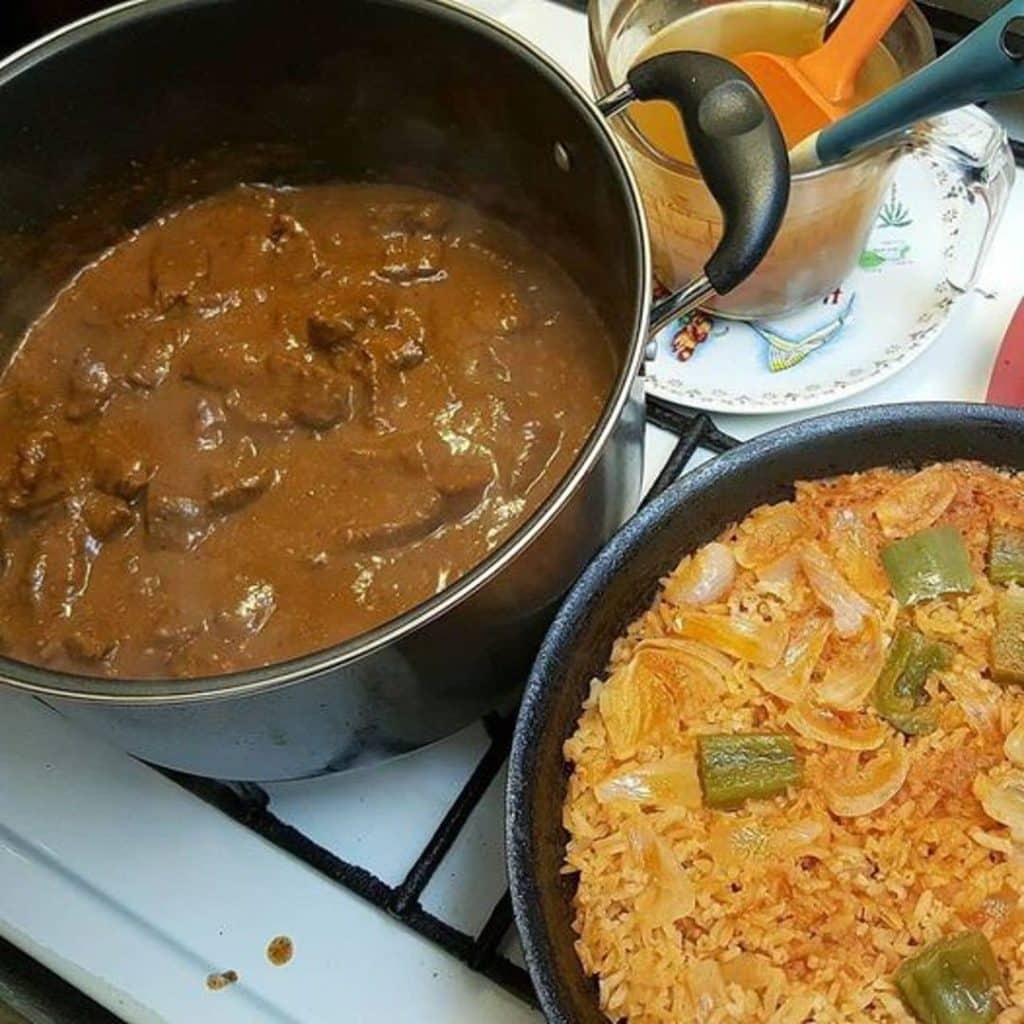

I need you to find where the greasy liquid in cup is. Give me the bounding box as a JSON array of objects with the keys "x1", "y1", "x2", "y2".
[
  {"x1": 629, "y1": 1, "x2": 903, "y2": 155},
  {"x1": 611, "y1": 0, "x2": 910, "y2": 318}
]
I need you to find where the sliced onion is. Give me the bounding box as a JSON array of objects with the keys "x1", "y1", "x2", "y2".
[
  {"x1": 821, "y1": 738, "x2": 909, "y2": 817},
  {"x1": 1006, "y1": 723, "x2": 1024, "y2": 766},
  {"x1": 816, "y1": 615, "x2": 887, "y2": 711},
  {"x1": 597, "y1": 642, "x2": 735, "y2": 758},
  {"x1": 995, "y1": 1008, "x2": 1024, "y2": 1024},
  {"x1": 751, "y1": 616, "x2": 831, "y2": 703},
  {"x1": 940, "y1": 667, "x2": 1002, "y2": 737},
  {"x1": 829, "y1": 508, "x2": 889, "y2": 599},
  {"x1": 799, "y1": 542, "x2": 873, "y2": 638},
  {"x1": 970, "y1": 827, "x2": 1013, "y2": 855},
  {"x1": 721, "y1": 953, "x2": 785, "y2": 993},
  {"x1": 685, "y1": 960, "x2": 728, "y2": 1015},
  {"x1": 597, "y1": 658, "x2": 659, "y2": 760},
  {"x1": 774, "y1": 818, "x2": 826, "y2": 853},
  {"x1": 596, "y1": 753, "x2": 702, "y2": 809},
  {"x1": 734, "y1": 502, "x2": 809, "y2": 570},
  {"x1": 772, "y1": 995, "x2": 817, "y2": 1024},
  {"x1": 785, "y1": 701, "x2": 888, "y2": 750},
  {"x1": 707, "y1": 816, "x2": 769, "y2": 864},
  {"x1": 633, "y1": 641, "x2": 732, "y2": 723},
  {"x1": 676, "y1": 611, "x2": 789, "y2": 668},
  {"x1": 663, "y1": 542, "x2": 736, "y2": 607},
  {"x1": 707, "y1": 816, "x2": 822, "y2": 870},
  {"x1": 757, "y1": 549, "x2": 802, "y2": 585},
  {"x1": 974, "y1": 769, "x2": 1024, "y2": 840},
  {"x1": 874, "y1": 465, "x2": 957, "y2": 539},
  {"x1": 635, "y1": 637, "x2": 735, "y2": 687},
  {"x1": 626, "y1": 819, "x2": 696, "y2": 927}
]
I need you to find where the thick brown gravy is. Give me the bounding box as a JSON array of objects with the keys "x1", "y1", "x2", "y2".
[{"x1": 0, "y1": 183, "x2": 614, "y2": 678}]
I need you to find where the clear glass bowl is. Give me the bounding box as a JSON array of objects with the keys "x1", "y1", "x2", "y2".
[{"x1": 589, "y1": 0, "x2": 993, "y2": 320}]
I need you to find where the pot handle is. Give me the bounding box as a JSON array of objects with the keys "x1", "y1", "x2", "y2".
[{"x1": 598, "y1": 51, "x2": 790, "y2": 333}]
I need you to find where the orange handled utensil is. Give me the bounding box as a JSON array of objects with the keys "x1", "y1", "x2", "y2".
[{"x1": 736, "y1": 0, "x2": 910, "y2": 145}]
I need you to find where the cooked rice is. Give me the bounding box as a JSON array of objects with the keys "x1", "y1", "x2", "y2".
[{"x1": 563, "y1": 461, "x2": 1024, "y2": 1023}]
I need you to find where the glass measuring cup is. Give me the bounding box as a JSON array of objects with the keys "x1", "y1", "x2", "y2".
[{"x1": 591, "y1": 0, "x2": 1014, "y2": 320}]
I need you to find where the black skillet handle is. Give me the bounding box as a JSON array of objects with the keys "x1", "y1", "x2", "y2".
[{"x1": 628, "y1": 52, "x2": 790, "y2": 296}]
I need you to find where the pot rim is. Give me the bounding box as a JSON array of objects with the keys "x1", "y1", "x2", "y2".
[
  {"x1": 506, "y1": 400, "x2": 1024, "y2": 1024},
  {"x1": 0, "y1": 0, "x2": 652, "y2": 705}
]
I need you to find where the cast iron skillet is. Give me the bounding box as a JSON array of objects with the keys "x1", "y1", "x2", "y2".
[{"x1": 506, "y1": 401, "x2": 1024, "y2": 1023}]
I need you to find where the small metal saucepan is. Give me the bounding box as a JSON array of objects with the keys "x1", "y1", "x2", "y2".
[
  {"x1": 0, "y1": 0, "x2": 787, "y2": 780},
  {"x1": 506, "y1": 402, "x2": 1024, "y2": 1022}
]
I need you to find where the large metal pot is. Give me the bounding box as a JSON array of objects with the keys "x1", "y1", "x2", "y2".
[
  {"x1": 506, "y1": 402, "x2": 1024, "y2": 1023},
  {"x1": 0, "y1": 0, "x2": 786, "y2": 780}
]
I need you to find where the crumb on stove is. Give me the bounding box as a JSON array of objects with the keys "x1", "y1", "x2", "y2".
[
  {"x1": 205, "y1": 969, "x2": 239, "y2": 991},
  {"x1": 266, "y1": 934, "x2": 294, "y2": 966}
]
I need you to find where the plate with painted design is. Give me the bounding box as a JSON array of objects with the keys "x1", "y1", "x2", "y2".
[{"x1": 644, "y1": 151, "x2": 979, "y2": 415}]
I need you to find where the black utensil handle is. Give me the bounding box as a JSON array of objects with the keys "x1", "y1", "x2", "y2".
[{"x1": 625, "y1": 51, "x2": 790, "y2": 296}]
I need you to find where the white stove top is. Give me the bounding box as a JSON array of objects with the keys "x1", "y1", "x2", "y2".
[{"x1": 2, "y1": 3, "x2": 1024, "y2": 1022}]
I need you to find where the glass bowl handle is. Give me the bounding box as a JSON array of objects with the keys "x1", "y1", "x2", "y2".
[{"x1": 909, "y1": 106, "x2": 1014, "y2": 293}]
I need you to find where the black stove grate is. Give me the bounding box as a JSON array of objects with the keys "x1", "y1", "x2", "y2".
[
  {"x1": 165, "y1": 715, "x2": 535, "y2": 1002},
  {"x1": 165, "y1": 399, "x2": 740, "y2": 1010}
]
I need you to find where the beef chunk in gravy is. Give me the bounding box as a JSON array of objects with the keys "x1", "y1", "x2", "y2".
[
  {"x1": 23, "y1": 516, "x2": 91, "y2": 623},
  {"x1": 207, "y1": 462, "x2": 276, "y2": 515},
  {"x1": 145, "y1": 490, "x2": 210, "y2": 553},
  {"x1": 82, "y1": 491, "x2": 134, "y2": 540},
  {"x1": 6, "y1": 430, "x2": 67, "y2": 512},
  {"x1": 91, "y1": 433, "x2": 152, "y2": 500},
  {"x1": 66, "y1": 348, "x2": 114, "y2": 422},
  {"x1": 149, "y1": 235, "x2": 210, "y2": 311},
  {"x1": 0, "y1": 183, "x2": 613, "y2": 678},
  {"x1": 128, "y1": 326, "x2": 188, "y2": 391},
  {"x1": 64, "y1": 623, "x2": 119, "y2": 664},
  {"x1": 183, "y1": 344, "x2": 355, "y2": 431},
  {"x1": 374, "y1": 200, "x2": 448, "y2": 282},
  {"x1": 265, "y1": 353, "x2": 355, "y2": 431}
]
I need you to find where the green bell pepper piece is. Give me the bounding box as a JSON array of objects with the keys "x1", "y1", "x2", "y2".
[
  {"x1": 696, "y1": 733, "x2": 802, "y2": 809},
  {"x1": 874, "y1": 627, "x2": 951, "y2": 736},
  {"x1": 992, "y1": 588, "x2": 1024, "y2": 687},
  {"x1": 881, "y1": 526, "x2": 974, "y2": 606},
  {"x1": 894, "y1": 931, "x2": 1003, "y2": 1024},
  {"x1": 988, "y1": 524, "x2": 1024, "y2": 584}
]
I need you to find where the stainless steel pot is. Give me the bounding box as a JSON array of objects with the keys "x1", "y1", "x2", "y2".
[{"x1": 0, "y1": 0, "x2": 787, "y2": 779}]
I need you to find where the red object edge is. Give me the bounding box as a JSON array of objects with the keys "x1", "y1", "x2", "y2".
[{"x1": 987, "y1": 300, "x2": 1024, "y2": 406}]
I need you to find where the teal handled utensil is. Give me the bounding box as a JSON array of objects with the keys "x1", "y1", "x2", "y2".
[{"x1": 791, "y1": 0, "x2": 1024, "y2": 172}]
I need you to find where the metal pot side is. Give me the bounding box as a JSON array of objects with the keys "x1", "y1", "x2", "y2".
[{"x1": 0, "y1": 0, "x2": 650, "y2": 778}]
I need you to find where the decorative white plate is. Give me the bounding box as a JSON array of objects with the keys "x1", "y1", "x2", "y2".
[{"x1": 644, "y1": 152, "x2": 973, "y2": 415}]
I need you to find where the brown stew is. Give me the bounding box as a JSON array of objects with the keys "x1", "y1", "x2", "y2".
[{"x1": 0, "y1": 183, "x2": 614, "y2": 678}]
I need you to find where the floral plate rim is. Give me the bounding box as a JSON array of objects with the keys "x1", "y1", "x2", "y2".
[{"x1": 642, "y1": 150, "x2": 971, "y2": 417}]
